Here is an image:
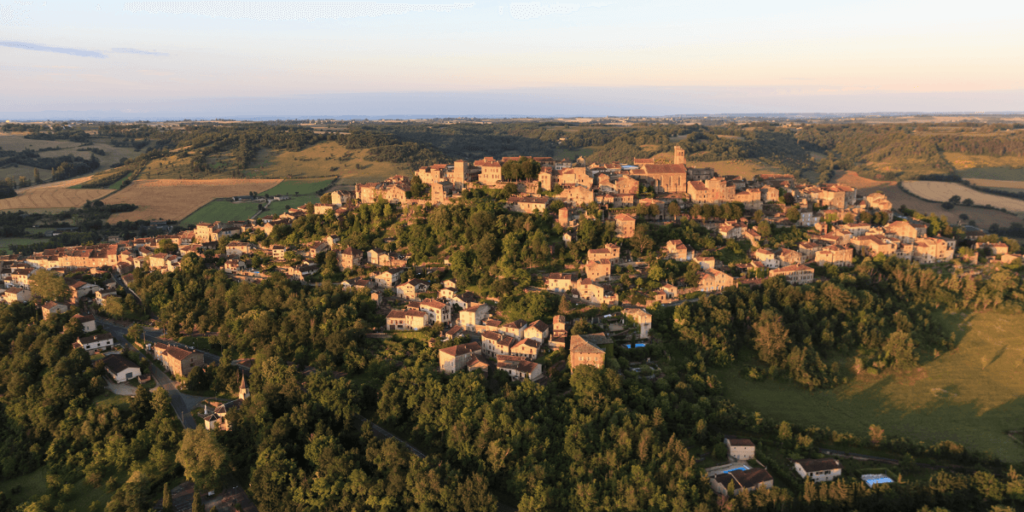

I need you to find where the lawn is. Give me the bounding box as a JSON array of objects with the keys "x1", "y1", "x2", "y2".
[
  {"x1": 179, "y1": 200, "x2": 262, "y2": 225},
  {"x1": 0, "y1": 237, "x2": 42, "y2": 254},
  {"x1": 710, "y1": 308, "x2": 1024, "y2": 461},
  {"x1": 263, "y1": 179, "x2": 335, "y2": 197},
  {"x1": 0, "y1": 466, "x2": 116, "y2": 511},
  {"x1": 554, "y1": 146, "x2": 596, "y2": 161},
  {"x1": 263, "y1": 196, "x2": 316, "y2": 216}
]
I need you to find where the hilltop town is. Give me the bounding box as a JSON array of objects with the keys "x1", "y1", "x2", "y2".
[
  {"x1": 2, "y1": 146, "x2": 1023, "y2": 510},
  {"x1": 4, "y1": 147, "x2": 1020, "y2": 379}
]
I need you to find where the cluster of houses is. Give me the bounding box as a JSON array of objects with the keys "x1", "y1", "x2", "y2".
[
  {"x1": 709, "y1": 437, "x2": 844, "y2": 496},
  {"x1": 3, "y1": 148, "x2": 1022, "y2": 401}
]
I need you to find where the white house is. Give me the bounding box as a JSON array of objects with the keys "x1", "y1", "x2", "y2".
[
  {"x1": 725, "y1": 438, "x2": 755, "y2": 461},
  {"x1": 104, "y1": 354, "x2": 140, "y2": 383},
  {"x1": 74, "y1": 333, "x2": 115, "y2": 352},
  {"x1": 73, "y1": 313, "x2": 98, "y2": 333},
  {"x1": 794, "y1": 459, "x2": 842, "y2": 482}
]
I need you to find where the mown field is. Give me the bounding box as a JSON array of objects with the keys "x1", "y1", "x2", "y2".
[
  {"x1": 860, "y1": 184, "x2": 1022, "y2": 230},
  {"x1": 177, "y1": 179, "x2": 333, "y2": 225},
  {"x1": 964, "y1": 179, "x2": 1024, "y2": 190},
  {"x1": 945, "y1": 152, "x2": 1024, "y2": 181},
  {"x1": 0, "y1": 133, "x2": 142, "y2": 183},
  {"x1": 263, "y1": 179, "x2": 334, "y2": 197},
  {"x1": 103, "y1": 179, "x2": 281, "y2": 222},
  {"x1": 178, "y1": 200, "x2": 262, "y2": 225},
  {"x1": 902, "y1": 181, "x2": 1024, "y2": 213},
  {"x1": 0, "y1": 186, "x2": 111, "y2": 211},
  {"x1": 712, "y1": 309, "x2": 1024, "y2": 461},
  {"x1": 834, "y1": 170, "x2": 893, "y2": 189},
  {"x1": 139, "y1": 141, "x2": 408, "y2": 183}
]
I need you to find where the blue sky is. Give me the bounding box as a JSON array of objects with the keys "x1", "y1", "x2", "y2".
[{"x1": 2, "y1": 0, "x2": 1023, "y2": 118}]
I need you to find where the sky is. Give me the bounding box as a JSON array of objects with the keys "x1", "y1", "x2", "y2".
[{"x1": 1, "y1": 0, "x2": 1023, "y2": 119}]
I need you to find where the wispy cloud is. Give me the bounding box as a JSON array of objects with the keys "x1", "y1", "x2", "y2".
[
  {"x1": 0, "y1": 40, "x2": 106, "y2": 58},
  {"x1": 509, "y1": 2, "x2": 579, "y2": 20},
  {"x1": 123, "y1": 1, "x2": 475, "y2": 21},
  {"x1": 111, "y1": 47, "x2": 169, "y2": 56}
]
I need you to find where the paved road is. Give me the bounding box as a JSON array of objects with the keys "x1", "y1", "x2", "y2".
[
  {"x1": 357, "y1": 415, "x2": 426, "y2": 458},
  {"x1": 162, "y1": 480, "x2": 257, "y2": 512},
  {"x1": 95, "y1": 316, "x2": 200, "y2": 429}
]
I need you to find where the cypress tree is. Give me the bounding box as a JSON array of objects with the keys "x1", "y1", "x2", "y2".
[
  {"x1": 162, "y1": 482, "x2": 171, "y2": 510},
  {"x1": 192, "y1": 489, "x2": 203, "y2": 512}
]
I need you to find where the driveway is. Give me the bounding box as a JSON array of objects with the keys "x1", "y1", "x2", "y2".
[{"x1": 105, "y1": 378, "x2": 137, "y2": 396}]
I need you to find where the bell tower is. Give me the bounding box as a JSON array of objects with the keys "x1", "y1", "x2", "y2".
[
  {"x1": 673, "y1": 146, "x2": 686, "y2": 165},
  {"x1": 238, "y1": 373, "x2": 250, "y2": 401}
]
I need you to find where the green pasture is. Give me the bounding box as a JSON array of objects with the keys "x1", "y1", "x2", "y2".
[{"x1": 711, "y1": 308, "x2": 1024, "y2": 461}]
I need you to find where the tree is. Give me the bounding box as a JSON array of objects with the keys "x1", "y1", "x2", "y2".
[
  {"x1": 192, "y1": 489, "x2": 203, "y2": 512},
  {"x1": 410, "y1": 176, "x2": 428, "y2": 198},
  {"x1": 30, "y1": 268, "x2": 71, "y2": 302},
  {"x1": 778, "y1": 421, "x2": 792, "y2": 442},
  {"x1": 158, "y1": 239, "x2": 179, "y2": 254},
  {"x1": 176, "y1": 428, "x2": 227, "y2": 491},
  {"x1": 869, "y1": 424, "x2": 885, "y2": 445},
  {"x1": 632, "y1": 224, "x2": 655, "y2": 256},
  {"x1": 753, "y1": 310, "x2": 790, "y2": 365},
  {"x1": 785, "y1": 206, "x2": 801, "y2": 223},
  {"x1": 128, "y1": 324, "x2": 145, "y2": 345},
  {"x1": 883, "y1": 330, "x2": 917, "y2": 371},
  {"x1": 501, "y1": 157, "x2": 541, "y2": 181},
  {"x1": 162, "y1": 482, "x2": 172, "y2": 510},
  {"x1": 33, "y1": 168, "x2": 41, "y2": 184},
  {"x1": 667, "y1": 201, "x2": 681, "y2": 220}
]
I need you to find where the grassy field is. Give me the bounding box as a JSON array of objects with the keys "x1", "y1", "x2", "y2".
[
  {"x1": 0, "y1": 466, "x2": 116, "y2": 511},
  {"x1": 834, "y1": 170, "x2": 893, "y2": 189},
  {"x1": 0, "y1": 237, "x2": 42, "y2": 254},
  {"x1": 860, "y1": 184, "x2": 1022, "y2": 229},
  {"x1": 944, "y1": 152, "x2": 1024, "y2": 181},
  {"x1": 686, "y1": 159, "x2": 783, "y2": 180},
  {"x1": 902, "y1": 181, "x2": 1024, "y2": 213},
  {"x1": 139, "y1": 141, "x2": 409, "y2": 183},
  {"x1": 0, "y1": 133, "x2": 143, "y2": 183},
  {"x1": 712, "y1": 309, "x2": 1024, "y2": 461},
  {"x1": 554, "y1": 146, "x2": 596, "y2": 161},
  {"x1": 263, "y1": 179, "x2": 334, "y2": 197},
  {"x1": 179, "y1": 200, "x2": 262, "y2": 225},
  {"x1": 103, "y1": 178, "x2": 281, "y2": 222}
]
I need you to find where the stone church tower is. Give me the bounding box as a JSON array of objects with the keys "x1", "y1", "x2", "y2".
[
  {"x1": 673, "y1": 146, "x2": 687, "y2": 165},
  {"x1": 238, "y1": 373, "x2": 250, "y2": 401}
]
